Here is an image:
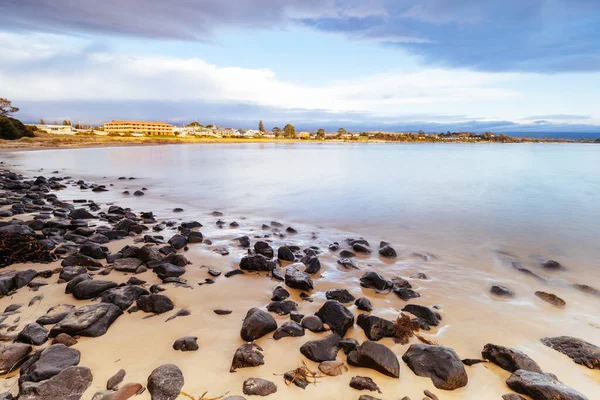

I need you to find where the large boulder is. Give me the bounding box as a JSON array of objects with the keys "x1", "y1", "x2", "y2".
[
  {"x1": 0, "y1": 269, "x2": 38, "y2": 296},
  {"x1": 153, "y1": 263, "x2": 185, "y2": 280},
  {"x1": 254, "y1": 241, "x2": 274, "y2": 258},
  {"x1": 230, "y1": 344, "x2": 265, "y2": 372},
  {"x1": 50, "y1": 303, "x2": 123, "y2": 337},
  {"x1": 0, "y1": 342, "x2": 32, "y2": 373},
  {"x1": 402, "y1": 344, "x2": 467, "y2": 390},
  {"x1": 20, "y1": 366, "x2": 93, "y2": 400},
  {"x1": 506, "y1": 369, "x2": 588, "y2": 400},
  {"x1": 101, "y1": 285, "x2": 149, "y2": 311},
  {"x1": 356, "y1": 314, "x2": 396, "y2": 341},
  {"x1": 300, "y1": 333, "x2": 342, "y2": 362},
  {"x1": 72, "y1": 280, "x2": 118, "y2": 300},
  {"x1": 147, "y1": 364, "x2": 184, "y2": 400},
  {"x1": 239, "y1": 254, "x2": 276, "y2": 272},
  {"x1": 482, "y1": 343, "x2": 542, "y2": 373},
  {"x1": 273, "y1": 321, "x2": 305, "y2": 340},
  {"x1": 19, "y1": 344, "x2": 80, "y2": 384},
  {"x1": 315, "y1": 301, "x2": 354, "y2": 336},
  {"x1": 137, "y1": 294, "x2": 174, "y2": 314},
  {"x1": 69, "y1": 208, "x2": 95, "y2": 219},
  {"x1": 541, "y1": 336, "x2": 600, "y2": 370},
  {"x1": 347, "y1": 341, "x2": 400, "y2": 378},
  {"x1": 113, "y1": 258, "x2": 144, "y2": 273},
  {"x1": 277, "y1": 246, "x2": 295, "y2": 262},
  {"x1": 79, "y1": 242, "x2": 109, "y2": 259},
  {"x1": 62, "y1": 254, "x2": 103, "y2": 268},
  {"x1": 326, "y1": 289, "x2": 355, "y2": 304},
  {"x1": 240, "y1": 308, "x2": 277, "y2": 342}
]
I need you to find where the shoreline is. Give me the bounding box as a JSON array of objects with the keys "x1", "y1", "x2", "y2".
[{"x1": 0, "y1": 161, "x2": 598, "y2": 399}]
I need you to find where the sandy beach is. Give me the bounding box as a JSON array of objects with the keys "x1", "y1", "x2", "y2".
[{"x1": 0, "y1": 145, "x2": 599, "y2": 400}]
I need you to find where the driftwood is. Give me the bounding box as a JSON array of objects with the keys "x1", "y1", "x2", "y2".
[{"x1": 0, "y1": 232, "x2": 54, "y2": 268}]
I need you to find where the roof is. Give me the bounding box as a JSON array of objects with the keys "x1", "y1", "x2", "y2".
[{"x1": 105, "y1": 120, "x2": 172, "y2": 126}]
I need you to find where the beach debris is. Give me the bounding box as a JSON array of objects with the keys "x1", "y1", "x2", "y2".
[
  {"x1": 0, "y1": 232, "x2": 54, "y2": 268},
  {"x1": 535, "y1": 291, "x2": 566, "y2": 307},
  {"x1": 281, "y1": 361, "x2": 326, "y2": 388}
]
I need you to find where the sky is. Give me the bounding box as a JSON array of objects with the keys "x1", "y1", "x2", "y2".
[{"x1": 1, "y1": 0, "x2": 600, "y2": 136}]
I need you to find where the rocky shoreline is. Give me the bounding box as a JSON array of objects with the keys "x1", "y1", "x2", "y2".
[{"x1": 0, "y1": 166, "x2": 598, "y2": 399}]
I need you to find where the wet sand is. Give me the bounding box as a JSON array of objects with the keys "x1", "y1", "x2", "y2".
[{"x1": 0, "y1": 154, "x2": 599, "y2": 399}]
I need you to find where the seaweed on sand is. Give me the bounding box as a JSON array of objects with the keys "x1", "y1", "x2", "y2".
[{"x1": 0, "y1": 232, "x2": 54, "y2": 268}]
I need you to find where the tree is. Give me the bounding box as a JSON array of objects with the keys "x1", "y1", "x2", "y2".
[
  {"x1": 62, "y1": 120, "x2": 71, "y2": 126},
  {"x1": 316, "y1": 128, "x2": 326, "y2": 139},
  {"x1": 0, "y1": 98, "x2": 19, "y2": 117},
  {"x1": 74, "y1": 123, "x2": 82, "y2": 129},
  {"x1": 39, "y1": 119, "x2": 45, "y2": 125},
  {"x1": 283, "y1": 124, "x2": 296, "y2": 138},
  {"x1": 272, "y1": 126, "x2": 281, "y2": 137},
  {"x1": 258, "y1": 120, "x2": 265, "y2": 132},
  {"x1": 337, "y1": 127, "x2": 347, "y2": 136},
  {"x1": 0, "y1": 116, "x2": 35, "y2": 140},
  {"x1": 187, "y1": 121, "x2": 203, "y2": 127}
]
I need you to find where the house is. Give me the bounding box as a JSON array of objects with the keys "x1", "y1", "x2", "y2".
[
  {"x1": 35, "y1": 125, "x2": 73, "y2": 135},
  {"x1": 103, "y1": 120, "x2": 173, "y2": 136}
]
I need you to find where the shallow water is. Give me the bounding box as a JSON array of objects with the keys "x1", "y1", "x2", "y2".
[{"x1": 1, "y1": 143, "x2": 600, "y2": 399}]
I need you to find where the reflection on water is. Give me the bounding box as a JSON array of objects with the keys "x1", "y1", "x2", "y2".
[{"x1": 8, "y1": 143, "x2": 600, "y2": 270}]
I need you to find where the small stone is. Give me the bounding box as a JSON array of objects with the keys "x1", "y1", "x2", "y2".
[
  {"x1": 535, "y1": 291, "x2": 566, "y2": 307},
  {"x1": 318, "y1": 360, "x2": 348, "y2": 376},
  {"x1": 173, "y1": 336, "x2": 199, "y2": 352},
  {"x1": 242, "y1": 378, "x2": 277, "y2": 396},
  {"x1": 349, "y1": 376, "x2": 381, "y2": 393}
]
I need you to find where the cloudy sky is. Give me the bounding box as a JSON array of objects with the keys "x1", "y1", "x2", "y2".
[{"x1": 1, "y1": 0, "x2": 599, "y2": 136}]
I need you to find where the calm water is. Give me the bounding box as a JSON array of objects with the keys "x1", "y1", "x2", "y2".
[{"x1": 5, "y1": 142, "x2": 600, "y2": 273}]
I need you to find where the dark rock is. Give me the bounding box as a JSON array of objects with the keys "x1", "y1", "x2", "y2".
[
  {"x1": 402, "y1": 344, "x2": 467, "y2": 390},
  {"x1": 136, "y1": 294, "x2": 174, "y2": 314},
  {"x1": 482, "y1": 343, "x2": 542, "y2": 373},
  {"x1": 37, "y1": 304, "x2": 75, "y2": 325},
  {"x1": 300, "y1": 333, "x2": 342, "y2": 362},
  {"x1": 355, "y1": 297, "x2": 373, "y2": 312},
  {"x1": 101, "y1": 285, "x2": 149, "y2": 310},
  {"x1": 254, "y1": 241, "x2": 274, "y2": 258},
  {"x1": 315, "y1": 300, "x2": 354, "y2": 336},
  {"x1": 337, "y1": 258, "x2": 359, "y2": 269},
  {"x1": 301, "y1": 315, "x2": 325, "y2": 332},
  {"x1": 357, "y1": 314, "x2": 396, "y2": 341},
  {"x1": 72, "y1": 280, "x2": 118, "y2": 300},
  {"x1": 69, "y1": 208, "x2": 95, "y2": 219},
  {"x1": 107, "y1": 368, "x2": 126, "y2": 390},
  {"x1": 326, "y1": 289, "x2": 355, "y2": 304},
  {"x1": 271, "y1": 286, "x2": 290, "y2": 301},
  {"x1": 168, "y1": 234, "x2": 187, "y2": 250},
  {"x1": 50, "y1": 303, "x2": 123, "y2": 337},
  {"x1": 340, "y1": 338, "x2": 359, "y2": 355},
  {"x1": 173, "y1": 336, "x2": 199, "y2": 352},
  {"x1": 154, "y1": 263, "x2": 185, "y2": 280},
  {"x1": 462, "y1": 358, "x2": 486, "y2": 366},
  {"x1": 277, "y1": 246, "x2": 295, "y2": 262},
  {"x1": 242, "y1": 378, "x2": 277, "y2": 396},
  {"x1": 284, "y1": 370, "x2": 308, "y2": 389},
  {"x1": 240, "y1": 254, "x2": 276, "y2": 272},
  {"x1": 303, "y1": 256, "x2": 321, "y2": 274},
  {"x1": 349, "y1": 376, "x2": 381, "y2": 393},
  {"x1": 16, "y1": 323, "x2": 48, "y2": 345},
  {"x1": 266, "y1": 300, "x2": 297, "y2": 316},
  {"x1": 284, "y1": 267, "x2": 313, "y2": 291},
  {"x1": 506, "y1": 369, "x2": 587, "y2": 400},
  {"x1": 19, "y1": 344, "x2": 80, "y2": 384},
  {"x1": 65, "y1": 273, "x2": 91, "y2": 294},
  {"x1": 541, "y1": 336, "x2": 600, "y2": 370},
  {"x1": 165, "y1": 309, "x2": 191, "y2": 322},
  {"x1": 138, "y1": 244, "x2": 163, "y2": 263},
  {"x1": 491, "y1": 285, "x2": 516, "y2": 297},
  {"x1": 353, "y1": 243, "x2": 371, "y2": 254},
  {"x1": 379, "y1": 245, "x2": 397, "y2": 258},
  {"x1": 127, "y1": 277, "x2": 146, "y2": 285},
  {"x1": 0, "y1": 342, "x2": 32, "y2": 373},
  {"x1": 502, "y1": 394, "x2": 526, "y2": 400},
  {"x1": 535, "y1": 291, "x2": 566, "y2": 307},
  {"x1": 290, "y1": 311, "x2": 304, "y2": 323},
  {"x1": 358, "y1": 396, "x2": 382, "y2": 400},
  {"x1": 318, "y1": 360, "x2": 348, "y2": 376},
  {"x1": 347, "y1": 341, "x2": 400, "y2": 378},
  {"x1": 19, "y1": 366, "x2": 92, "y2": 400},
  {"x1": 393, "y1": 287, "x2": 421, "y2": 301},
  {"x1": 147, "y1": 364, "x2": 184, "y2": 400},
  {"x1": 213, "y1": 309, "x2": 232, "y2": 315},
  {"x1": 230, "y1": 343, "x2": 264, "y2": 372},
  {"x1": 273, "y1": 321, "x2": 305, "y2": 340},
  {"x1": 62, "y1": 253, "x2": 103, "y2": 268},
  {"x1": 340, "y1": 250, "x2": 356, "y2": 258},
  {"x1": 235, "y1": 236, "x2": 250, "y2": 247},
  {"x1": 240, "y1": 308, "x2": 277, "y2": 342},
  {"x1": 79, "y1": 242, "x2": 109, "y2": 259},
  {"x1": 187, "y1": 231, "x2": 204, "y2": 243},
  {"x1": 114, "y1": 257, "x2": 144, "y2": 273},
  {"x1": 360, "y1": 272, "x2": 393, "y2": 291},
  {"x1": 542, "y1": 260, "x2": 563, "y2": 270},
  {"x1": 225, "y1": 269, "x2": 244, "y2": 278},
  {"x1": 401, "y1": 305, "x2": 441, "y2": 326}
]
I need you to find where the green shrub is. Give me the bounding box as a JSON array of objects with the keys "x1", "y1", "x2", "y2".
[{"x1": 0, "y1": 116, "x2": 34, "y2": 140}]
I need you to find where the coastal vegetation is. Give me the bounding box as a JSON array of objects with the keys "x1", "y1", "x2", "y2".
[{"x1": 0, "y1": 98, "x2": 35, "y2": 140}]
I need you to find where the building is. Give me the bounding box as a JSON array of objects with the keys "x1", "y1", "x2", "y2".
[
  {"x1": 35, "y1": 125, "x2": 73, "y2": 135},
  {"x1": 103, "y1": 120, "x2": 173, "y2": 135}
]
